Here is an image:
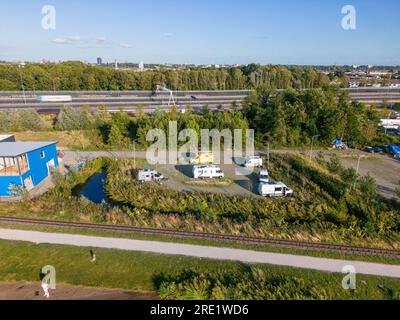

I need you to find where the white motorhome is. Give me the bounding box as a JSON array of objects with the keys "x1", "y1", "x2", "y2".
[
  {"x1": 258, "y1": 169, "x2": 269, "y2": 183},
  {"x1": 243, "y1": 156, "x2": 263, "y2": 168},
  {"x1": 258, "y1": 182, "x2": 293, "y2": 198},
  {"x1": 134, "y1": 168, "x2": 157, "y2": 182},
  {"x1": 192, "y1": 165, "x2": 224, "y2": 179}
]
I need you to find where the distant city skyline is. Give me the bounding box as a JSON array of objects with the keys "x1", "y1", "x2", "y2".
[{"x1": 0, "y1": 0, "x2": 399, "y2": 65}]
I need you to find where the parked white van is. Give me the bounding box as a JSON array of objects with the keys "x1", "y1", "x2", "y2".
[
  {"x1": 192, "y1": 165, "x2": 224, "y2": 179},
  {"x1": 258, "y1": 182, "x2": 293, "y2": 198},
  {"x1": 243, "y1": 156, "x2": 263, "y2": 168}
]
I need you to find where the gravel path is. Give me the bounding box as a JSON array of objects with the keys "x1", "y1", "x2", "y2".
[{"x1": 1, "y1": 228, "x2": 399, "y2": 278}]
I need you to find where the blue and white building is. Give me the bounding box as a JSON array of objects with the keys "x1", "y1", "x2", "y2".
[{"x1": 0, "y1": 141, "x2": 59, "y2": 197}]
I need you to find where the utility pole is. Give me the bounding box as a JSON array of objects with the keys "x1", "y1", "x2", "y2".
[
  {"x1": 131, "y1": 138, "x2": 138, "y2": 169},
  {"x1": 18, "y1": 63, "x2": 27, "y2": 105},
  {"x1": 309, "y1": 135, "x2": 320, "y2": 161}
]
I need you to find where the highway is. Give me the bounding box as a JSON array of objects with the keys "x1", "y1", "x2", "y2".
[{"x1": 0, "y1": 87, "x2": 399, "y2": 114}]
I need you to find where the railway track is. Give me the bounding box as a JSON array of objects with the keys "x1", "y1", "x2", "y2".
[{"x1": 0, "y1": 216, "x2": 399, "y2": 258}]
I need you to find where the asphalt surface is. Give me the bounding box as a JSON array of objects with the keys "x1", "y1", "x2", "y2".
[
  {"x1": 0, "y1": 228, "x2": 399, "y2": 278},
  {"x1": 1, "y1": 88, "x2": 400, "y2": 113}
]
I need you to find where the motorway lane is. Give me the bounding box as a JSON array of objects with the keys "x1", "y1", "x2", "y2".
[
  {"x1": 1, "y1": 88, "x2": 400, "y2": 113},
  {"x1": 0, "y1": 228, "x2": 399, "y2": 278}
]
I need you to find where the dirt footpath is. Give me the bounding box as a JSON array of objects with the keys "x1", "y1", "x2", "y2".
[{"x1": 0, "y1": 282, "x2": 157, "y2": 300}]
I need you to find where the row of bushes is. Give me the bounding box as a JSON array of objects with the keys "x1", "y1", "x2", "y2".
[
  {"x1": 155, "y1": 267, "x2": 329, "y2": 300},
  {"x1": 102, "y1": 156, "x2": 399, "y2": 240},
  {"x1": 154, "y1": 266, "x2": 400, "y2": 300}
]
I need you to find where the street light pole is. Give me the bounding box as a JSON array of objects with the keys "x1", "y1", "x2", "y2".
[
  {"x1": 18, "y1": 64, "x2": 27, "y2": 105},
  {"x1": 132, "y1": 139, "x2": 138, "y2": 169}
]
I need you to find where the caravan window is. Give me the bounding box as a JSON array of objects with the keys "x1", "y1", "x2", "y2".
[{"x1": 275, "y1": 187, "x2": 282, "y2": 192}]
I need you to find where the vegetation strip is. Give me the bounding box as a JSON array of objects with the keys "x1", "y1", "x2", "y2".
[{"x1": 1, "y1": 216, "x2": 399, "y2": 259}]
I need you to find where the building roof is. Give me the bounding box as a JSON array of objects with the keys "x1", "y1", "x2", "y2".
[{"x1": 0, "y1": 141, "x2": 57, "y2": 157}]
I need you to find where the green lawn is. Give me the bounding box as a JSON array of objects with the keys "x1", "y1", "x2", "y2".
[{"x1": 0, "y1": 239, "x2": 399, "y2": 300}]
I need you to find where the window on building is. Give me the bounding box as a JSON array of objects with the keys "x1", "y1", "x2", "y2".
[{"x1": 40, "y1": 151, "x2": 45, "y2": 159}]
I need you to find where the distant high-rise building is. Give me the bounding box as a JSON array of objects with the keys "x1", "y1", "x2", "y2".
[
  {"x1": 138, "y1": 61, "x2": 144, "y2": 71},
  {"x1": 97, "y1": 57, "x2": 102, "y2": 65},
  {"x1": 114, "y1": 59, "x2": 118, "y2": 70}
]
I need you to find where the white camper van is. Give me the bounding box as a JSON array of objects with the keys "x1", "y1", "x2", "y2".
[
  {"x1": 134, "y1": 169, "x2": 156, "y2": 182},
  {"x1": 258, "y1": 169, "x2": 269, "y2": 183},
  {"x1": 258, "y1": 182, "x2": 293, "y2": 198},
  {"x1": 192, "y1": 165, "x2": 224, "y2": 179},
  {"x1": 243, "y1": 156, "x2": 263, "y2": 168}
]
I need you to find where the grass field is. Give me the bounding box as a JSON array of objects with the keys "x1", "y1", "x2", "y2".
[
  {"x1": 0, "y1": 239, "x2": 399, "y2": 300},
  {"x1": 14, "y1": 130, "x2": 105, "y2": 150}
]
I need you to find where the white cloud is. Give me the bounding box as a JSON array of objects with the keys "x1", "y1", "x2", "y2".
[
  {"x1": 67, "y1": 35, "x2": 81, "y2": 41},
  {"x1": 53, "y1": 38, "x2": 68, "y2": 44},
  {"x1": 119, "y1": 43, "x2": 132, "y2": 48},
  {"x1": 53, "y1": 35, "x2": 81, "y2": 45}
]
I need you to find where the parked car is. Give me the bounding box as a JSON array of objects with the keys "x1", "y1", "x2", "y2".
[
  {"x1": 258, "y1": 169, "x2": 270, "y2": 183},
  {"x1": 153, "y1": 172, "x2": 165, "y2": 182},
  {"x1": 364, "y1": 146, "x2": 383, "y2": 154}
]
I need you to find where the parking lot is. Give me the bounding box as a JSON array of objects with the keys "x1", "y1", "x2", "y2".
[
  {"x1": 340, "y1": 154, "x2": 400, "y2": 198},
  {"x1": 156, "y1": 163, "x2": 261, "y2": 196},
  {"x1": 63, "y1": 149, "x2": 400, "y2": 199}
]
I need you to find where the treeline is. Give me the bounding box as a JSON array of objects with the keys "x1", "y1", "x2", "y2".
[
  {"x1": 47, "y1": 105, "x2": 249, "y2": 148},
  {"x1": 0, "y1": 62, "x2": 330, "y2": 91},
  {"x1": 243, "y1": 86, "x2": 389, "y2": 147}
]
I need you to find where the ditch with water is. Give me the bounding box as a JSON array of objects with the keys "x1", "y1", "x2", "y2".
[{"x1": 73, "y1": 171, "x2": 111, "y2": 205}]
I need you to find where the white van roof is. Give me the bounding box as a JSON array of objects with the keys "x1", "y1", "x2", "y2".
[{"x1": 193, "y1": 165, "x2": 220, "y2": 169}]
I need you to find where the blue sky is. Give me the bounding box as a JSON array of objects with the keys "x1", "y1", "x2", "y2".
[{"x1": 0, "y1": 0, "x2": 399, "y2": 65}]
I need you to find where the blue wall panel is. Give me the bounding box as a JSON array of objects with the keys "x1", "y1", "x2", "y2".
[
  {"x1": 26, "y1": 144, "x2": 59, "y2": 186},
  {"x1": 0, "y1": 176, "x2": 22, "y2": 197}
]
